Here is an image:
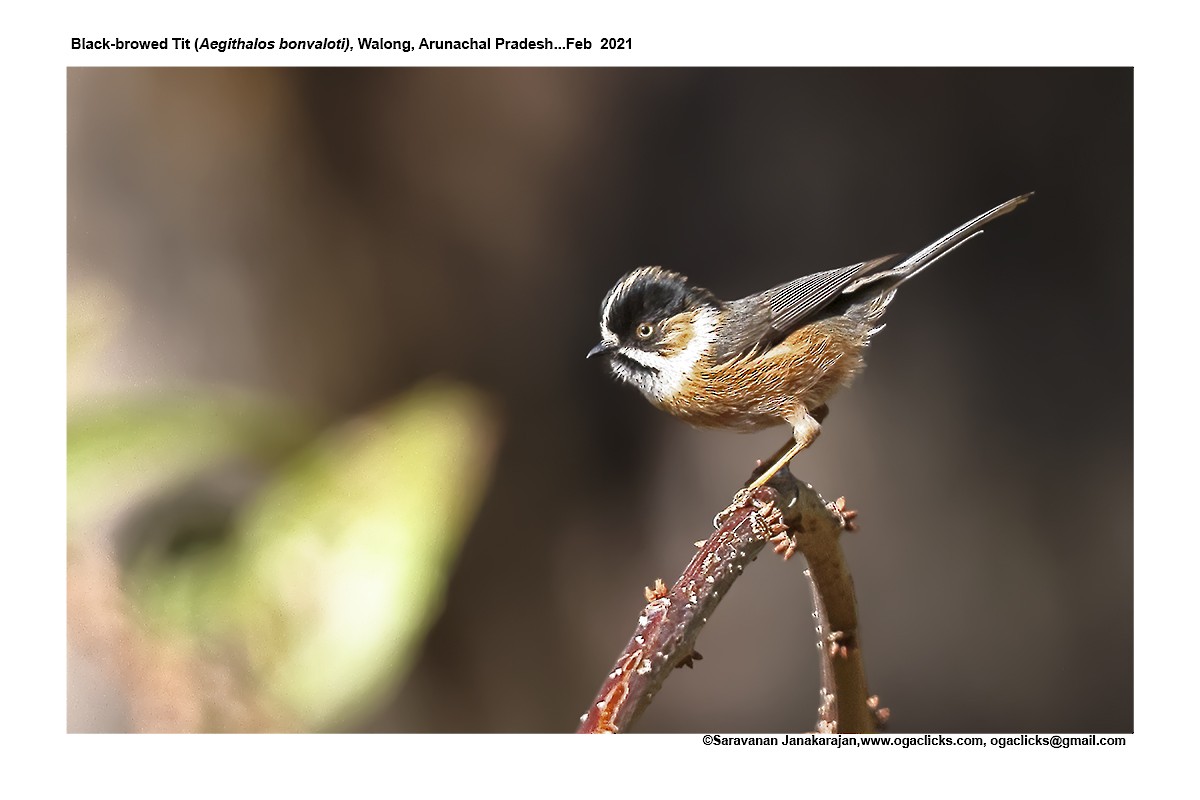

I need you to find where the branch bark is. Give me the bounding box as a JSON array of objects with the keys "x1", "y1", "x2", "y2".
[{"x1": 576, "y1": 468, "x2": 880, "y2": 733}]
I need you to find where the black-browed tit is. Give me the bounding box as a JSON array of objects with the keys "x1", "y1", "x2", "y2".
[{"x1": 588, "y1": 194, "x2": 1031, "y2": 490}]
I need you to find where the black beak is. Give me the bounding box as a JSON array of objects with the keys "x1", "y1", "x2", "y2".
[{"x1": 587, "y1": 341, "x2": 616, "y2": 359}]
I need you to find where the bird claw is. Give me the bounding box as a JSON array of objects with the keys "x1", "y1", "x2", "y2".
[
  {"x1": 715, "y1": 488, "x2": 797, "y2": 560},
  {"x1": 749, "y1": 498, "x2": 796, "y2": 560},
  {"x1": 713, "y1": 488, "x2": 755, "y2": 528}
]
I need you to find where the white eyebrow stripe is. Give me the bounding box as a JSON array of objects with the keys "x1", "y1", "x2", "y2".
[
  {"x1": 600, "y1": 269, "x2": 652, "y2": 334},
  {"x1": 601, "y1": 291, "x2": 618, "y2": 333}
]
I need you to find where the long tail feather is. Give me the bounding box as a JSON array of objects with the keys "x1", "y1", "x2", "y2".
[{"x1": 844, "y1": 193, "x2": 1032, "y2": 294}]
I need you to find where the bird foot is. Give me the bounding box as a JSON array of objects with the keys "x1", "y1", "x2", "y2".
[{"x1": 713, "y1": 488, "x2": 755, "y2": 529}]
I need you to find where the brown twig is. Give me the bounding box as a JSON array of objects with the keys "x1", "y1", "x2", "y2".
[
  {"x1": 577, "y1": 467, "x2": 879, "y2": 733},
  {"x1": 799, "y1": 493, "x2": 883, "y2": 734}
]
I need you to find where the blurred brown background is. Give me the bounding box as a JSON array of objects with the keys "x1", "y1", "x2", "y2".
[{"x1": 67, "y1": 67, "x2": 1131, "y2": 733}]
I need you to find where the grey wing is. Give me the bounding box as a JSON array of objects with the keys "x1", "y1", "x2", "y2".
[
  {"x1": 711, "y1": 255, "x2": 896, "y2": 363},
  {"x1": 765, "y1": 255, "x2": 897, "y2": 331},
  {"x1": 709, "y1": 194, "x2": 1033, "y2": 364}
]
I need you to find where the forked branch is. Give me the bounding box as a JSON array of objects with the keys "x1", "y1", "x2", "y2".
[{"x1": 576, "y1": 468, "x2": 881, "y2": 733}]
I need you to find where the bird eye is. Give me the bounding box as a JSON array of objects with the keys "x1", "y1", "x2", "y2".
[{"x1": 636, "y1": 323, "x2": 654, "y2": 339}]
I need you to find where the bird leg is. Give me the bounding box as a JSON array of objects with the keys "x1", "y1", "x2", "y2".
[{"x1": 745, "y1": 409, "x2": 822, "y2": 491}]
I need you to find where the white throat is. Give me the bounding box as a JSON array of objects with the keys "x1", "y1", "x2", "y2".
[{"x1": 606, "y1": 306, "x2": 717, "y2": 402}]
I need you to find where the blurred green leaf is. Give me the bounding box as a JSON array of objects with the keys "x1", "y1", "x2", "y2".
[
  {"x1": 67, "y1": 393, "x2": 310, "y2": 532},
  {"x1": 72, "y1": 379, "x2": 496, "y2": 730},
  {"x1": 229, "y1": 380, "x2": 498, "y2": 729}
]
